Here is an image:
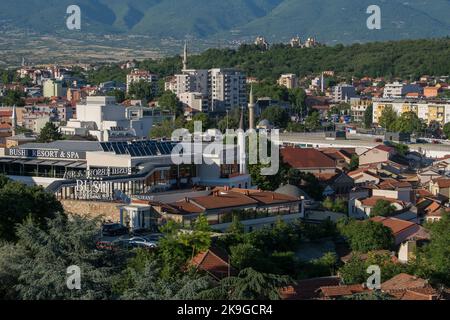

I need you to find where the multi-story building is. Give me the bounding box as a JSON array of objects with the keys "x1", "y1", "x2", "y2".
[
  {"x1": 60, "y1": 96, "x2": 173, "y2": 141},
  {"x1": 331, "y1": 84, "x2": 357, "y2": 102},
  {"x1": 350, "y1": 97, "x2": 372, "y2": 123},
  {"x1": 254, "y1": 36, "x2": 269, "y2": 50},
  {"x1": 43, "y1": 79, "x2": 64, "y2": 98},
  {"x1": 209, "y1": 68, "x2": 247, "y2": 112},
  {"x1": 278, "y1": 74, "x2": 299, "y2": 89},
  {"x1": 177, "y1": 92, "x2": 208, "y2": 112},
  {"x1": 383, "y1": 82, "x2": 423, "y2": 98},
  {"x1": 126, "y1": 69, "x2": 158, "y2": 94},
  {"x1": 372, "y1": 98, "x2": 450, "y2": 126}
]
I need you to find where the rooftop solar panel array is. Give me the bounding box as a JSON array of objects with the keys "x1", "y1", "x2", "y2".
[{"x1": 99, "y1": 141, "x2": 176, "y2": 158}]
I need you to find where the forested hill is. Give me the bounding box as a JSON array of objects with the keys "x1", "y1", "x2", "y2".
[{"x1": 88, "y1": 38, "x2": 450, "y2": 84}]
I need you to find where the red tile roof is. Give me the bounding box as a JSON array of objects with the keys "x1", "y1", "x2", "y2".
[
  {"x1": 280, "y1": 277, "x2": 341, "y2": 300},
  {"x1": 374, "y1": 145, "x2": 395, "y2": 153},
  {"x1": 360, "y1": 196, "x2": 404, "y2": 208},
  {"x1": 319, "y1": 284, "x2": 369, "y2": 298},
  {"x1": 281, "y1": 148, "x2": 335, "y2": 169},
  {"x1": 190, "y1": 247, "x2": 236, "y2": 280},
  {"x1": 370, "y1": 217, "x2": 417, "y2": 236},
  {"x1": 432, "y1": 178, "x2": 450, "y2": 189}
]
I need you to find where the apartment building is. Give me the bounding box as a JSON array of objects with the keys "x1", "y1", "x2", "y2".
[
  {"x1": 126, "y1": 69, "x2": 158, "y2": 94},
  {"x1": 331, "y1": 84, "x2": 356, "y2": 102},
  {"x1": 383, "y1": 82, "x2": 423, "y2": 98},
  {"x1": 372, "y1": 98, "x2": 450, "y2": 125},
  {"x1": 43, "y1": 79, "x2": 64, "y2": 98},
  {"x1": 350, "y1": 97, "x2": 372, "y2": 123},
  {"x1": 278, "y1": 74, "x2": 298, "y2": 89}
]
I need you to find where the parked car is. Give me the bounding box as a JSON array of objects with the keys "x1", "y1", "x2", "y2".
[
  {"x1": 102, "y1": 223, "x2": 128, "y2": 237},
  {"x1": 112, "y1": 237, "x2": 158, "y2": 250},
  {"x1": 128, "y1": 237, "x2": 158, "y2": 249}
]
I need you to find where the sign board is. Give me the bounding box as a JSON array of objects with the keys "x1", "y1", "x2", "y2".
[{"x1": 6, "y1": 148, "x2": 86, "y2": 160}]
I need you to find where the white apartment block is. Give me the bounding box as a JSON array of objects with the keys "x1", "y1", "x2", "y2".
[
  {"x1": 209, "y1": 68, "x2": 247, "y2": 112},
  {"x1": 372, "y1": 98, "x2": 450, "y2": 126},
  {"x1": 178, "y1": 92, "x2": 208, "y2": 112},
  {"x1": 126, "y1": 69, "x2": 159, "y2": 93},
  {"x1": 166, "y1": 68, "x2": 246, "y2": 112},
  {"x1": 383, "y1": 82, "x2": 423, "y2": 98}
]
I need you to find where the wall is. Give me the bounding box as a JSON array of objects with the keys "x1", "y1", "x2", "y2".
[{"x1": 60, "y1": 199, "x2": 122, "y2": 222}]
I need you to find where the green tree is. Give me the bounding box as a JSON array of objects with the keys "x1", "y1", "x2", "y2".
[
  {"x1": 338, "y1": 219, "x2": 394, "y2": 253},
  {"x1": 393, "y1": 111, "x2": 424, "y2": 134},
  {"x1": 288, "y1": 88, "x2": 307, "y2": 117},
  {"x1": 349, "y1": 155, "x2": 359, "y2": 171},
  {"x1": 443, "y1": 122, "x2": 450, "y2": 138},
  {"x1": 186, "y1": 112, "x2": 214, "y2": 133},
  {"x1": 371, "y1": 200, "x2": 396, "y2": 217},
  {"x1": 260, "y1": 105, "x2": 289, "y2": 129},
  {"x1": 364, "y1": 104, "x2": 373, "y2": 128},
  {"x1": 0, "y1": 213, "x2": 128, "y2": 300},
  {"x1": 205, "y1": 268, "x2": 291, "y2": 300},
  {"x1": 415, "y1": 213, "x2": 450, "y2": 286},
  {"x1": 378, "y1": 106, "x2": 398, "y2": 131},
  {"x1": 128, "y1": 80, "x2": 154, "y2": 103},
  {"x1": 37, "y1": 122, "x2": 63, "y2": 143},
  {"x1": 107, "y1": 89, "x2": 126, "y2": 103},
  {"x1": 0, "y1": 177, "x2": 64, "y2": 241},
  {"x1": 230, "y1": 243, "x2": 265, "y2": 270},
  {"x1": 158, "y1": 91, "x2": 183, "y2": 116},
  {"x1": 305, "y1": 111, "x2": 321, "y2": 131}
]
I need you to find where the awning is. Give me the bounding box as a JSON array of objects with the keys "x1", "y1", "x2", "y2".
[
  {"x1": 24, "y1": 159, "x2": 44, "y2": 165},
  {"x1": 0, "y1": 159, "x2": 13, "y2": 163},
  {"x1": 39, "y1": 160, "x2": 58, "y2": 166}
]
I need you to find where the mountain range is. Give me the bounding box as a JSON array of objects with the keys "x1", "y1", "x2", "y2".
[{"x1": 2, "y1": 0, "x2": 450, "y2": 44}]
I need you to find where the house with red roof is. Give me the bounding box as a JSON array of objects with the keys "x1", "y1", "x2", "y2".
[
  {"x1": 190, "y1": 247, "x2": 237, "y2": 280},
  {"x1": 370, "y1": 216, "x2": 427, "y2": 246},
  {"x1": 359, "y1": 145, "x2": 396, "y2": 166},
  {"x1": 281, "y1": 147, "x2": 336, "y2": 175}
]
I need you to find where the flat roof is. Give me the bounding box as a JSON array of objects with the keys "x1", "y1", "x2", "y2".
[{"x1": 19, "y1": 140, "x2": 103, "y2": 152}]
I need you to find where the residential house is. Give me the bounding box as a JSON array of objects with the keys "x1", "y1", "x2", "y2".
[
  {"x1": 281, "y1": 148, "x2": 336, "y2": 176},
  {"x1": 348, "y1": 168, "x2": 381, "y2": 186},
  {"x1": 429, "y1": 178, "x2": 450, "y2": 199},
  {"x1": 359, "y1": 145, "x2": 396, "y2": 166},
  {"x1": 370, "y1": 217, "x2": 426, "y2": 246},
  {"x1": 190, "y1": 247, "x2": 237, "y2": 280}
]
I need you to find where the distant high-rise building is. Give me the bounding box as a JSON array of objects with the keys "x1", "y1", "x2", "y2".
[
  {"x1": 255, "y1": 36, "x2": 269, "y2": 50},
  {"x1": 290, "y1": 36, "x2": 302, "y2": 48}
]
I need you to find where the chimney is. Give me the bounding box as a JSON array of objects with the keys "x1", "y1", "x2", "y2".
[{"x1": 184, "y1": 197, "x2": 189, "y2": 203}]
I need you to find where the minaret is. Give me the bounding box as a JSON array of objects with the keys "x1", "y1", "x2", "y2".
[
  {"x1": 239, "y1": 107, "x2": 244, "y2": 131},
  {"x1": 182, "y1": 40, "x2": 188, "y2": 71},
  {"x1": 11, "y1": 105, "x2": 17, "y2": 136},
  {"x1": 248, "y1": 85, "x2": 255, "y2": 130},
  {"x1": 238, "y1": 107, "x2": 247, "y2": 175}
]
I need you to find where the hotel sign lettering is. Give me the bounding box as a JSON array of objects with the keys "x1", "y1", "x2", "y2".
[{"x1": 7, "y1": 148, "x2": 85, "y2": 160}]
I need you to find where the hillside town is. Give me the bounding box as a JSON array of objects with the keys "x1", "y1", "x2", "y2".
[{"x1": 0, "y1": 37, "x2": 450, "y2": 301}]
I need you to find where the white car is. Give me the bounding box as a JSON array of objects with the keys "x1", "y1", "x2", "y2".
[{"x1": 127, "y1": 237, "x2": 158, "y2": 249}]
